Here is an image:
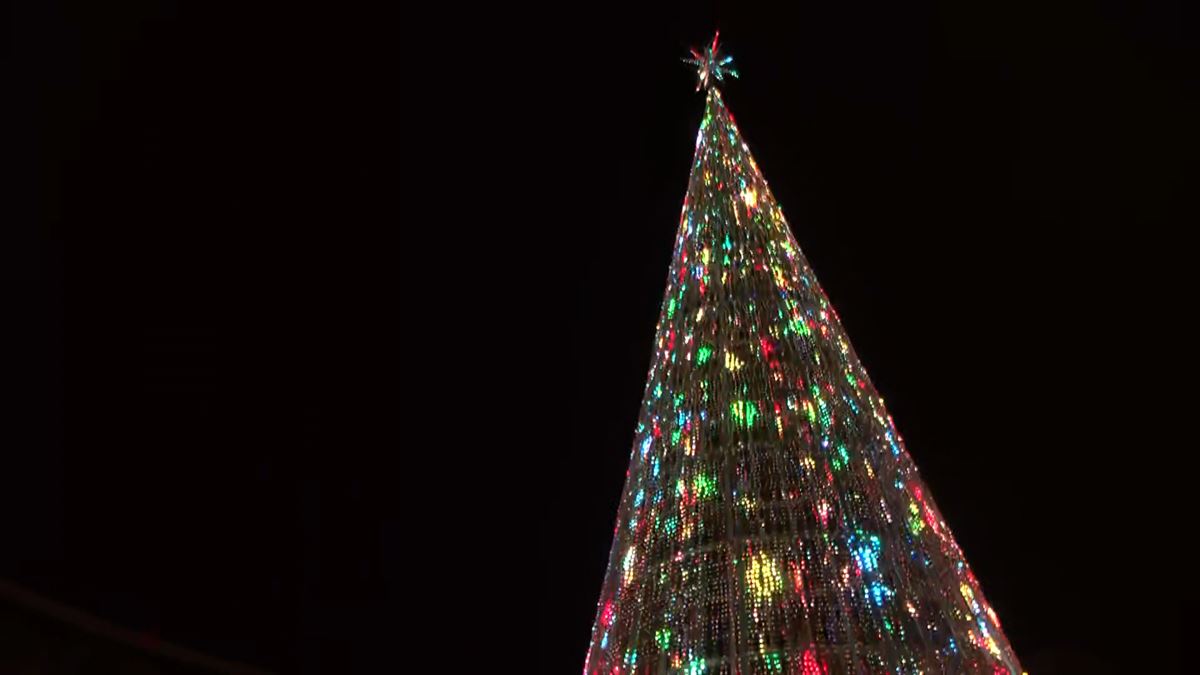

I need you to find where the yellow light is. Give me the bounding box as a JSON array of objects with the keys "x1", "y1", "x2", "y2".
[
  {"x1": 622, "y1": 547, "x2": 637, "y2": 586},
  {"x1": 725, "y1": 352, "x2": 743, "y2": 372},
  {"x1": 745, "y1": 552, "x2": 783, "y2": 601},
  {"x1": 743, "y1": 187, "x2": 758, "y2": 209}
]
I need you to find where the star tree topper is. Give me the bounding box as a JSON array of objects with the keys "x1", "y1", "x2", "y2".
[{"x1": 684, "y1": 31, "x2": 738, "y2": 91}]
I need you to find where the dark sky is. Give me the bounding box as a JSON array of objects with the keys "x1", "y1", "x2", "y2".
[
  {"x1": 4, "y1": 0, "x2": 1194, "y2": 673},
  {"x1": 8, "y1": 1, "x2": 403, "y2": 671}
]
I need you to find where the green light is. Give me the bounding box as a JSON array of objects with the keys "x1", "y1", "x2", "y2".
[
  {"x1": 831, "y1": 443, "x2": 850, "y2": 471},
  {"x1": 656, "y1": 627, "x2": 672, "y2": 650},
  {"x1": 696, "y1": 345, "x2": 714, "y2": 365},
  {"x1": 908, "y1": 502, "x2": 926, "y2": 535},
  {"x1": 792, "y1": 317, "x2": 811, "y2": 336},
  {"x1": 731, "y1": 400, "x2": 758, "y2": 427},
  {"x1": 668, "y1": 298, "x2": 676, "y2": 318},
  {"x1": 693, "y1": 472, "x2": 717, "y2": 499},
  {"x1": 764, "y1": 651, "x2": 782, "y2": 672},
  {"x1": 811, "y1": 385, "x2": 831, "y2": 428}
]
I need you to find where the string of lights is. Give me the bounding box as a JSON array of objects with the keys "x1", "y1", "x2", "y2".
[{"x1": 583, "y1": 36, "x2": 1023, "y2": 675}]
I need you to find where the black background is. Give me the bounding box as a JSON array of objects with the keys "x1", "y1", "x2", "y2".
[
  {"x1": 5, "y1": 0, "x2": 1195, "y2": 673},
  {"x1": 8, "y1": 1, "x2": 401, "y2": 671}
]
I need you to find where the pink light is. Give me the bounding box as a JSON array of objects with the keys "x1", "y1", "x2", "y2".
[{"x1": 799, "y1": 646, "x2": 827, "y2": 675}]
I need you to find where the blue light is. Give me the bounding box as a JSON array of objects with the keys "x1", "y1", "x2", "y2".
[
  {"x1": 884, "y1": 431, "x2": 901, "y2": 456},
  {"x1": 843, "y1": 394, "x2": 859, "y2": 414},
  {"x1": 852, "y1": 533, "x2": 882, "y2": 573},
  {"x1": 867, "y1": 581, "x2": 893, "y2": 606}
]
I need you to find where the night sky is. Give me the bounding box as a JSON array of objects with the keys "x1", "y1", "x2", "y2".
[
  {"x1": 8, "y1": 1, "x2": 404, "y2": 671},
  {"x1": 5, "y1": 0, "x2": 1194, "y2": 673}
]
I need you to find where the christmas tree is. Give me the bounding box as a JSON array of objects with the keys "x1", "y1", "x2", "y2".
[{"x1": 584, "y1": 34, "x2": 1023, "y2": 675}]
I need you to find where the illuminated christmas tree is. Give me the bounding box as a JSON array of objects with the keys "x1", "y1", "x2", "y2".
[{"x1": 583, "y1": 34, "x2": 1023, "y2": 675}]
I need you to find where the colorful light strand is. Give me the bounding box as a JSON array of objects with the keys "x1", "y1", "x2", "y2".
[{"x1": 584, "y1": 40, "x2": 1022, "y2": 675}]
